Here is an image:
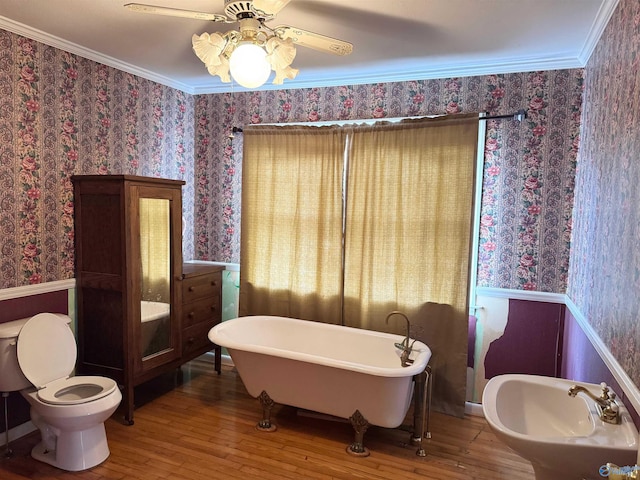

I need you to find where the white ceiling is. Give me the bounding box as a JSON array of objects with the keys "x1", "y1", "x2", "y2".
[{"x1": 0, "y1": 0, "x2": 617, "y2": 95}]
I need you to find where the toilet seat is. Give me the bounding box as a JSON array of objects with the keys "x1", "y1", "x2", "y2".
[
  {"x1": 37, "y1": 375, "x2": 117, "y2": 405},
  {"x1": 17, "y1": 313, "x2": 118, "y2": 405}
]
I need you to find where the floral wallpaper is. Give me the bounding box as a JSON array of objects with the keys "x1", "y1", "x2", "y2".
[
  {"x1": 0, "y1": 25, "x2": 585, "y2": 298},
  {"x1": 0, "y1": 31, "x2": 194, "y2": 289},
  {"x1": 568, "y1": 0, "x2": 640, "y2": 385},
  {"x1": 195, "y1": 71, "x2": 583, "y2": 293}
]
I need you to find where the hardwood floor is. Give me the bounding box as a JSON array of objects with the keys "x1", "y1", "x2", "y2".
[{"x1": 0, "y1": 356, "x2": 534, "y2": 479}]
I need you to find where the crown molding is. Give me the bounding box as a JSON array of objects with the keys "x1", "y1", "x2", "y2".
[
  {"x1": 1, "y1": 12, "x2": 591, "y2": 97},
  {"x1": 0, "y1": 15, "x2": 197, "y2": 94},
  {"x1": 577, "y1": 0, "x2": 620, "y2": 65},
  {"x1": 189, "y1": 54, "x2": 586, "y2": 95}
]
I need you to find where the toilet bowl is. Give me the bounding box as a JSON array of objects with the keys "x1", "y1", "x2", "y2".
[{"x1": 0, "y1": 313, "x2": 121, "y2": 471}]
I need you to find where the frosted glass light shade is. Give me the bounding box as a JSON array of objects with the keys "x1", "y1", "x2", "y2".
[{"x1": 229, "y1": 42, "x2": 271, "y2": 89}]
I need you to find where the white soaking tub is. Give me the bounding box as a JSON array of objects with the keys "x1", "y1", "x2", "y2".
[{"x1": 209, "y1": 315, "x2": 432, "y2": 456}]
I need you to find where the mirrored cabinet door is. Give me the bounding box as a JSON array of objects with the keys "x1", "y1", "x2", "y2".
[
  {"x1": 139, "y1": 198, "x2": 171, "y2": 358},
  {"x1": 132, "y1": 187, "x2": 182, "y2": 373}
]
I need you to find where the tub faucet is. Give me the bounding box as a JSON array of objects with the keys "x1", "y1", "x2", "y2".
[
  {"x1": 385, "y1": 311, "x2": 415, "y2": 367},
  {"x1": 568, "y1": 382, "x2": 620, "y2": 424}
]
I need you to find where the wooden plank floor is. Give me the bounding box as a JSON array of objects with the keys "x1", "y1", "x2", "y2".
[{"x1": 0, "y1": 356, "x2": 534, "y2": 479}]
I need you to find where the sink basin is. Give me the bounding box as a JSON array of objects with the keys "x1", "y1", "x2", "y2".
[
  {"x1": 482, "y1": 374, "x2": 638, "y2": 480},
  {"x1": 495, "y1": 377, "x2": 594, "y2": 437}
]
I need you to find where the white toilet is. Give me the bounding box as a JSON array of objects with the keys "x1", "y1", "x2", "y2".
[{"x1": 0, "y1": 312, "x2": 122, "y2": 471}]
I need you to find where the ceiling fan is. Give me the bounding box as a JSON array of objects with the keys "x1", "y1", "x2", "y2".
[{"x1": 125, "y1": 0, "x2": 354, "y2": 88}]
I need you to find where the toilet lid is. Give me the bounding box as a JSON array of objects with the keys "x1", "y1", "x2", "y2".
[{"x1": 17, "y1": 313, "x2": 77, "y2": 389}]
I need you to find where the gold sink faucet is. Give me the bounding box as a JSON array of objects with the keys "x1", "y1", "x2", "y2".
[{"x1": 568, "y1": 382, "x2": 620, "y2": 424}]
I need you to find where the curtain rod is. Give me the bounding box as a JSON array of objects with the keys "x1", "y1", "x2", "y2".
[
  {"x1": 232, "y1": 109, "x2": 527, "y2": 133},
  {"x1": 481, "y1": 109, "x2": 527, "y2": 122}
]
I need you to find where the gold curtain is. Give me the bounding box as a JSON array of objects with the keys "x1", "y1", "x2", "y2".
[
  {"x1": 343, "y1": 115, "x2": 479, "y2": 417},
  {"x1": 239, "y1": 115, "x2": 479, "y2": 416},
  {"x1": 139, "y1": 198, "x2": 171, "y2": 302},
  {"x1": 239, "y1": 125, "x2": 346, "y2": 322}
]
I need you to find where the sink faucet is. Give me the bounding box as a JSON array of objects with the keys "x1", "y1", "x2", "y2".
[
  {"x1": 568, "y1": 382, "x2": 620, "y2": 424},
  {"x1": 385, "y1": 311, "x2": 415, "y2": 367}
]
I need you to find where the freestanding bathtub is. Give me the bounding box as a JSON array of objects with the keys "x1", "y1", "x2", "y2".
[{"x1": 209, "y1": 315, "x2": 432, "y2": 456}]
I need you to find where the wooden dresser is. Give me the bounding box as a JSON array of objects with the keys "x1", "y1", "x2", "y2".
[{"x1": 181, "y1": 263, "x2": 224, "y2": 374}]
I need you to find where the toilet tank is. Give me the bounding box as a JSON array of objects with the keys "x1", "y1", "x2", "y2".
[
  {"x1": 0, "y1": 314, "x2": 72, "y2": 392},
  {"x1": 0, "y1": 317, "x2": 32, "y2": 392}
]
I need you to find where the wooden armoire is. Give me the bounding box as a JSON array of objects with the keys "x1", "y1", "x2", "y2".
[{"x1": 72, "y1": 175, "x2": 222, "y2": 424}]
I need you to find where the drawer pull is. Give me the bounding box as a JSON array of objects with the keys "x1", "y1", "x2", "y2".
[
  {"x1": 210, "y1": 305, "x2": 217, "y2": 312},
  {"x1": 188, "y1": 311, "x2": 195, "y2": 318},
  {"x1": 188, "y1": 286, "x2": 195, "y2": 292},
  {"x1": 211, "y1": 281, "x2": 217, "y2": 286},
  {"x1": 187, "y1": 337, "x2": 195, "y2": 344}
]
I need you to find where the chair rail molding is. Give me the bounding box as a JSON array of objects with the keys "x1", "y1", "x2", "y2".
[
  {"x1": 475, "y1": 287, "x2": 565, "y2": 304},
  {"x1": 565, "y1": 295, "x2": 640, "y2": 415},
  {"x1": 0, "y1": 279, "x2": 76, "y2": 301}
]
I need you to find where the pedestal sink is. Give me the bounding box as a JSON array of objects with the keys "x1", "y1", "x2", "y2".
[{"x1": 482, "y1": 374, "x2": 638, "y2": 480}]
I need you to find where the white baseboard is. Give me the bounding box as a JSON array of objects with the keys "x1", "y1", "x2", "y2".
[
  {"x1": 221, "y1": 353, "x2": 234, "y2": 367},
  {"x1": 201, "y1": 351, "x2": 234, "y2": 367},
  {"x1": 465, "y1": 401, "x2": 484, "y2": 417},
  {"x1": 0, "y1": 421, "x2": 36, "y2": 447}
]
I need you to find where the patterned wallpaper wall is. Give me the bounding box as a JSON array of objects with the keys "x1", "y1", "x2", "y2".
[
  {"x1": 569, "y1": 0, "x2": 640, "y2": 384},
  {"x1": 195, "y1": 71, "x2": 583, "y2": 293},
  {"x1": 0, "y1": 27, "x2": 584, "y2": 297},
  {"x1": 0, "y1": 31, "x2": 195, "y2": 289}
]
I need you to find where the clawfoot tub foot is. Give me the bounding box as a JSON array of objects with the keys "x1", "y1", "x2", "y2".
[
  {"x1": 256, "y1": 391, "x2": 277, "y2": 432},
  {"x1": 346, "y1": 410, "x2": 370, "y2": 457}
]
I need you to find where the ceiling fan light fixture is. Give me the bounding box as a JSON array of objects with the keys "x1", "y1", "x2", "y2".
[
  {"x1": 126, "y1": 0, "x2": 353, "y2": 89},
  {"x1": 229, "y1": 41, "x2": 271, "y2": 88}
]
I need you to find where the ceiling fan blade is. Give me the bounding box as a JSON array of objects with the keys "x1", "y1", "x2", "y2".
[
  {"x1": 274, "y1": 26, "x2": 353, "y2": 56},
  {"x1": 124, "y1": 3, "x2": 229, "y2": 23},
  {"x1": 252, "y1": 0, "x2": 292, "y2": 16}
]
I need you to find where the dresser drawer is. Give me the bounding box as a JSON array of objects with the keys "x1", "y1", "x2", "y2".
[
  {"x1": 182, "y1": 272, "x2": 221, "y2": 303},
  {"x1": 183, "y1": 322, "x2": 216, "y2": 356},
  {"x1": 182, "y1": 296, "x2": 220, "y2": 328}
]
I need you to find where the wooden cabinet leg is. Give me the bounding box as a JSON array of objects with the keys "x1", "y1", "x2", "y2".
[
  {"x1": 124, "y1": 384, "x2": 135, "y2": 425},
  {"x1": 214, "y1": 346, "x2": 222, "y2": 374}
]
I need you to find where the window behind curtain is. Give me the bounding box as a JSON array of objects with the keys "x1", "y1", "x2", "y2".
[
  {"x1": 140, "y1": 198, "x2": 170, "y2": 302},
  {"x1": 343, "y1": 115, "x2": 479, "y2": 416},
  {"x1": 239, "y1": 115, "x2": 479, "y2": 416},
  {"x1": 239, "y1": 125, "x2": 346, "y2": 322}
]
